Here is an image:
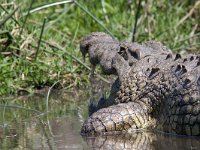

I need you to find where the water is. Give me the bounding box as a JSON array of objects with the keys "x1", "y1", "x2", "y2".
[
  {"x1": 84, "y1": 132, "x2": 200, "y2": 150},
  {"x1": 0, "y1": 86, "x2": 200, "y2": 150}
]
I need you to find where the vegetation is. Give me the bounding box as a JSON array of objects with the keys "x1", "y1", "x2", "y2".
[
  {"x1": 0, "y1": 0, "x2": 199, "y2": 95},
  {"x1": 0, "y1": 0, "x2": 200, "y2": 149}
]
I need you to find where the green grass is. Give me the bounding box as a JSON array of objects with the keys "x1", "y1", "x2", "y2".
[{"x1": 0, "y1": 0, "x2": 200, "y2": 95}]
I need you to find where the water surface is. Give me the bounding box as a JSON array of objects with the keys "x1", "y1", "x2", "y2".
[{"x1": 0, "y1": 86, "x2": 199, "y2": 150}]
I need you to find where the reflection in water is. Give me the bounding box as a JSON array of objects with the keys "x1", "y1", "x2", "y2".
[
  {"x1": 0, "y1": 116, "x2": 89, "y2": 150},
  {"x1": 32, "y1": 117, "x2": 89, "y2": 150},
  {"x1": 83, "y1": 131, "x2": 200, "y2": 150},
  {"x1": 0, "y1": 89, "x2": 91, "y2": 150},
  {"x1": 48, "y1": 117, "x2": 88, "y2": 150}
]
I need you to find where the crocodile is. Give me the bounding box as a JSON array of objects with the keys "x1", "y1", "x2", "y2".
[{"x1": 80, "y1": 32, "x2": 200, "y2": 136}]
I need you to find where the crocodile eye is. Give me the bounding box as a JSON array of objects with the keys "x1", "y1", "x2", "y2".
[
  {"x1": 118, "y1": 46, "x2": 128, "y2": 60},
  {"x1": 118, "y1": 46, "x2": 125, "y2": 55}
]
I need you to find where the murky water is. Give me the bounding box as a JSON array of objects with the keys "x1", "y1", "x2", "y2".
[{"x1": 0, "y1": 85, "x2": 200, "y2": 150}]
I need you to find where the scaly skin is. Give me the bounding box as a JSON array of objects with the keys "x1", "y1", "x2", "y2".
[{"x1": 80, "y1": 32, "x2": 200, "y2": 136}]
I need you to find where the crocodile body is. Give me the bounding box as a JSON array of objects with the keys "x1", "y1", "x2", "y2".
[{"x1": 80, "y1": 32, "x2": 200, "y2": 136}]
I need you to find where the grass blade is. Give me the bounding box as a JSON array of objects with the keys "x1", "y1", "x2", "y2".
[
  {"x1": 45, "y1": 81, "x2": 60, "y2": 137},
  {"x1": 131, "y1": 0, "x2": 142, "y2": 42},
  {"x1": 35, "y1": 17, "x2": 47, "y2": 61},
  {"x1": 74, "y1": 0, "x2": 114, "y2": 39},
  {"x1": 0, "y1": 6, "x2": 18, "y2": 27},
  {"x1": 0, "y1": 104, "x2": 42, "y2": 114},
  {"x1": 29, "y1": 0, "x2": 73, "y2": 14},
  {"x1": 0, "y1": 4, "x2": 20, "y2": 26},
  {"x1": 20, "y1": 0, "x2": 34, "y2": 35}
]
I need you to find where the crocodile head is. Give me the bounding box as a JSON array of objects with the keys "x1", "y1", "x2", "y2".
[
  {"x1": 80, "y1": 32, "x2": 172, "y2": 78},
  {"x1": 80, "y1": 32, "x2": 119, "y2": 75},
  {"x1": 80, "y1": 32, "x2": 114, "y2": 60},
  {"x1": 80, "y1": 32, "x2": 142, "y2": 77}
]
